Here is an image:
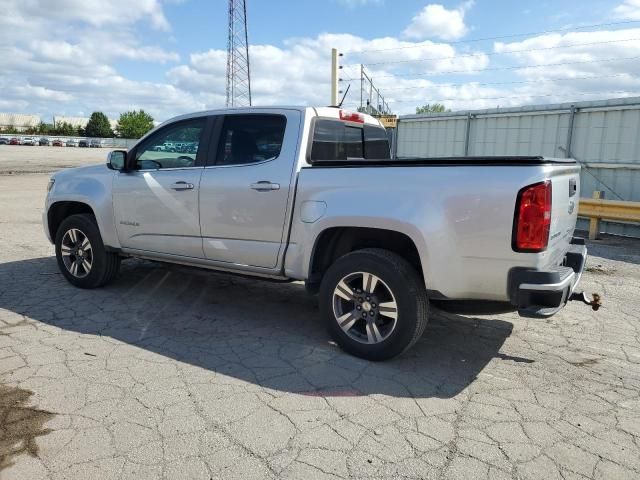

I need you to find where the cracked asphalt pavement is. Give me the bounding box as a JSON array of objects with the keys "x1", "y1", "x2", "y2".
[{"x1": 1, "y1": 171, "x2": 640, "y2": 480}]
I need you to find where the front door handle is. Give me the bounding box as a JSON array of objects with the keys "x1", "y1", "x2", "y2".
[
  {"x1": 250, "y1": 181, "x2": 280, "y2": 192},
  {"x1": 170, "y1": 181, "x2": 194, "y2": 190}
]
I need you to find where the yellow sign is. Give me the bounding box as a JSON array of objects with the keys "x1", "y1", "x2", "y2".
[{"x1": 375, "y1": 115, "x2": 397, "y2": 128}]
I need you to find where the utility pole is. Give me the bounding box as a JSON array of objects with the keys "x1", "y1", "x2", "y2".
[
  {"x1": 360, "y1": 64, "x2": 364, "y2": 111},
  {"x1": 331, "y1": 48, "x2": 339, "y2": 106},
  {"x1": 226, "y1": 0, "x2": 252, "y2": 107},
  {"x1": 369, "y1": 79, "x2": 373, "y2": 114}
]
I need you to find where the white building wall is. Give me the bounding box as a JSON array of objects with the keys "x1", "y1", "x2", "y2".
[{"x1": 0, "y1": 113, "x2": 41, "y2": 131}]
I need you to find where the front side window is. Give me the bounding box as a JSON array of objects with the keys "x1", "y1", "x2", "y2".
[
  {"x1": 135, "y1": 118, "x2": 206, "y2": 170},
  {"x1": 216, "y1": 114, "x2": 287, "y2": 166}
]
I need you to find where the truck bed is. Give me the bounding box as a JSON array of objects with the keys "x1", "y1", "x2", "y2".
[
  {"x1": 288, "y1": 160, "x2": 581, "y2": 302},
  {"x1": 307, "y1": 156, "x2": 578, "y2": 167}
]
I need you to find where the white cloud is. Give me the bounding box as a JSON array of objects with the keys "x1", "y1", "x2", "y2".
[
  {"x1": 4, "y1": 0, "x2": 170, "y2": 31},
  {"x1": 0, "y1": 0, "x2": 186, "y2": 120},
  {"x1": 403, "y1": 1, "x2": 474, "y2": 41},
  {"x1": 490, "y1": 28, "x2": 640, "y2": 107},
  {"x1": 614, "y1": 0, "x2": 640, "y2": 20},
  {"x1": 4, "y1": 0, "x2": 640, "y2": 121},
  {"x1": 165, "y1": 32, "x2": 490, "y2": 114}
]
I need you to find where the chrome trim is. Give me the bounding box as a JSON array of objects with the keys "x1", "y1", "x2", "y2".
[
  {"x1": 127, "y1": 166, "x2": 204, "y2": 173},
  {"x1": 520, "y1": 271, "x2": 576, "y2": 292},
  {"x1": 204, "y1": 156, "x2": 281, "y2": 169}
]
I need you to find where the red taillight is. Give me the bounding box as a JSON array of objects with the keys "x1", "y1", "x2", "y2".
[
  {"x1": 513, "y1": 180, "x2": 552, "y2": 252},
  {"x1": 339, "y1": 110, "x2": 364, "y2": 123}
]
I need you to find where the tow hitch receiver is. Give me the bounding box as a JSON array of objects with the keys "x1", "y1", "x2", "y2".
[{"x1": 570, "y1": 292, "x2": 602, "y2": 311}]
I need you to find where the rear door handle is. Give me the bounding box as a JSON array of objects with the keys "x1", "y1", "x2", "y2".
[
  {"x1": 170, "y1": 181, "x2": 194, "y2": 190},
  {"x1": 250, "y1": 181, "x2": 280, "y2": 191}
]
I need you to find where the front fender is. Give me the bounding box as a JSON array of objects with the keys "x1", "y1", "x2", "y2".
[{"x1": 46, "y1": 166, "x2": 120, "y2": 249}]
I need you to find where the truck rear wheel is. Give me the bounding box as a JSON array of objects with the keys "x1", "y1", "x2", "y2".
[
  {"x1": 55, "y1": 214, "x2": 120, "y2": 289},
  {"x1": 319, "y1": 248, "x2": 428, "y2": 361}
]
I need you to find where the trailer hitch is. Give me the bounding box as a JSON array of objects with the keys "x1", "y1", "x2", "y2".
[{"x1": 569, "y1": 292, "x2": 602, "y2": 311}]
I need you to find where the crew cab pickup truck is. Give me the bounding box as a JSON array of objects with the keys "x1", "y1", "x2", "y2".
[{"x1": 43, "y1": 107, "x2": 587, "y2": 360}]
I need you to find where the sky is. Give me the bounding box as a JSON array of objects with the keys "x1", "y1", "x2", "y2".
[{"x1": 2, "y1": 0, "x2": 640, "y2": 121}]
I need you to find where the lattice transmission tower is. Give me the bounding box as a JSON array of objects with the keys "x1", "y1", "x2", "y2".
[{"x1": 226, "y1": 0, "x2": 252, "y2": 107}]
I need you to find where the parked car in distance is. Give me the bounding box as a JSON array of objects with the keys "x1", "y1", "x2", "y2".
[
  {"x1": 52, "y1": 139, "x2": 64, "y2": 147},
  {"x1": 0, "y1": 137, "x2": 9, "y2": 145},
  {"x1": 39, "y1": 137, "x2": 51, "y2": 146},
  {"x1": 78, "y1": 139, "x2": 90, "y2": 147},
  {"x1": 22, "y1": 137, "x2": 36, "y2": 146},
  {"x1": 66, "y1": 138, "x2": 78, "y2": 147},
  {"x1": 90, "y1": 139, "x2": 104, "y2": 148},
  {"x1": 153, "y1": 141, "x2": 175, "y2": 152},
  {"x1": 9, "y1": 137, "x2": 21, "y2": 145}
]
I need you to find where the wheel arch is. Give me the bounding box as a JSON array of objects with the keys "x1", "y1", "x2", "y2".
[
  {"x1": 307, "y1": 226, "x2": 425, "y2": 292},
  {"x1": 47, "y1": 201, "x2": 97, "y2": 242}
]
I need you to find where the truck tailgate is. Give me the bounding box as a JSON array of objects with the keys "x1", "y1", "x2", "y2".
[{"x1": 543, "y1": 165, "x2": 581, "y2": 269}]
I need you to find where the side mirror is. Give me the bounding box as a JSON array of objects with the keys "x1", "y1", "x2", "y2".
[{"x1": 107, "y1": 150, "x2": 127, "y2": 171}]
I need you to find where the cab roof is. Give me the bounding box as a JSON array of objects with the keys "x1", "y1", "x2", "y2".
[{"x1": 161, "y1": 106, "x2": 384, "y2": 129}]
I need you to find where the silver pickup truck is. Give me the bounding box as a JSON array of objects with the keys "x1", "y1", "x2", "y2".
[{"x1": 43, "y1": 107, "x2": 588, "y2": 360}]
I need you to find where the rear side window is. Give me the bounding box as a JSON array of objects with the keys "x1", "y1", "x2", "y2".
[
  {"x1": 310, "y1": 119, "x2": 390, "y2": 163},
  {"x1": 216, "y1": 114, "x2": 286, "y2": 166},
  {"x1": 364, "y1": 124, "x2": 391, "y2": 159}
]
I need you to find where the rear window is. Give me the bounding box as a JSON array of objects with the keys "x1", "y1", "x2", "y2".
[{"x1": 309, "y1": 119, "x2": 390, "y2": 163}]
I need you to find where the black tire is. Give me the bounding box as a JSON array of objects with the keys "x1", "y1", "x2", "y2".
[
  {"x1": 319, "y1": 248, "x2": 428, "y2": 361},
  {"x1": 55, "y1": 214, "x2": 120, "y2": 289}
]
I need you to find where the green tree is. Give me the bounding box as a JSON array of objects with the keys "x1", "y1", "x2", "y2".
[
  {"x1": 415, "y1": 103, "x2": 450, "y2": 114},
  {"x1": 54, "y1": 122, "x2": 76, "y2": 136},
  {"x1": 32, "y1": 122, "x2": 52, "y2": 135},
  {"x1": 85, "y1": 112, "x2": 113, "y2": 138},
  {"x1": 116, "y1": 110, "x2": 154, "y2": 139}
]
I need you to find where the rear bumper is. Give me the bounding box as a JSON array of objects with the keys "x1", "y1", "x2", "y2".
[{"x1": 508, "y1": 237, "x2": 587, "y2": 318}]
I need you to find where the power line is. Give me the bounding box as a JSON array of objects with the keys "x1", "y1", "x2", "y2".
[
  {"x1": 340, "y1": 55, "x2": 640, "y2": 81},
  {"x1": 344, "y1": 37, "x2": 640, "y2": 67},
  {"x1": 347, "y1": 20, "x2": 640, "y2": 54},
  {"x1": 378, "y1": 73, "x2": 634, "y2": 92}
]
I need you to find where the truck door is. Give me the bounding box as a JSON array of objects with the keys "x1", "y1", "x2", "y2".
[
  {"x1": 199, "y1": 110, "x2": 301, "y2": 269},
  {"x1": 112, "y1": 116, "x2": 212, "y2": 258}
]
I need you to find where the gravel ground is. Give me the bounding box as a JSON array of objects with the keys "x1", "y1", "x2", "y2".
[
  {"x1": 0, "y1": 145, "x2": 105, "y2": 174},
  {"x1": 0, "y1": 166, "x2": 639, "y2": 479}
]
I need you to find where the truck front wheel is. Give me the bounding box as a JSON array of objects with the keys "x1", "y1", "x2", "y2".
[
  {"x1": 54, "y1": 214, "x2": 120, "y2": 289},
  {"x1": 319, "y1": 248, "x2": 428, "y2": 361}
]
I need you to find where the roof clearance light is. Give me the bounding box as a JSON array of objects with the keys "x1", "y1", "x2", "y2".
[{"x1": 339, "y1": 110, "x2": 365, "y2": 123}]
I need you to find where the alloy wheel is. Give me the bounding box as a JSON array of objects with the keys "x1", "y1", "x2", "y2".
[
  {"x1": 332, "y1": 271, "x2": 398, "y2": 344},
  {"x1": 60, "y1": 228, "x2": 93, "y2": 278}
]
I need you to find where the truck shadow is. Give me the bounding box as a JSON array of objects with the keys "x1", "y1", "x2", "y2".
[{"x1": 0, "y1": 257, "x2": 522, "y2": 399}]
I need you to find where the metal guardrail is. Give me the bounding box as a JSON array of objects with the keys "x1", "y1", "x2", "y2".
[{"x1": 578, "y1": 190, "x2": 640, "y2": 239}]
